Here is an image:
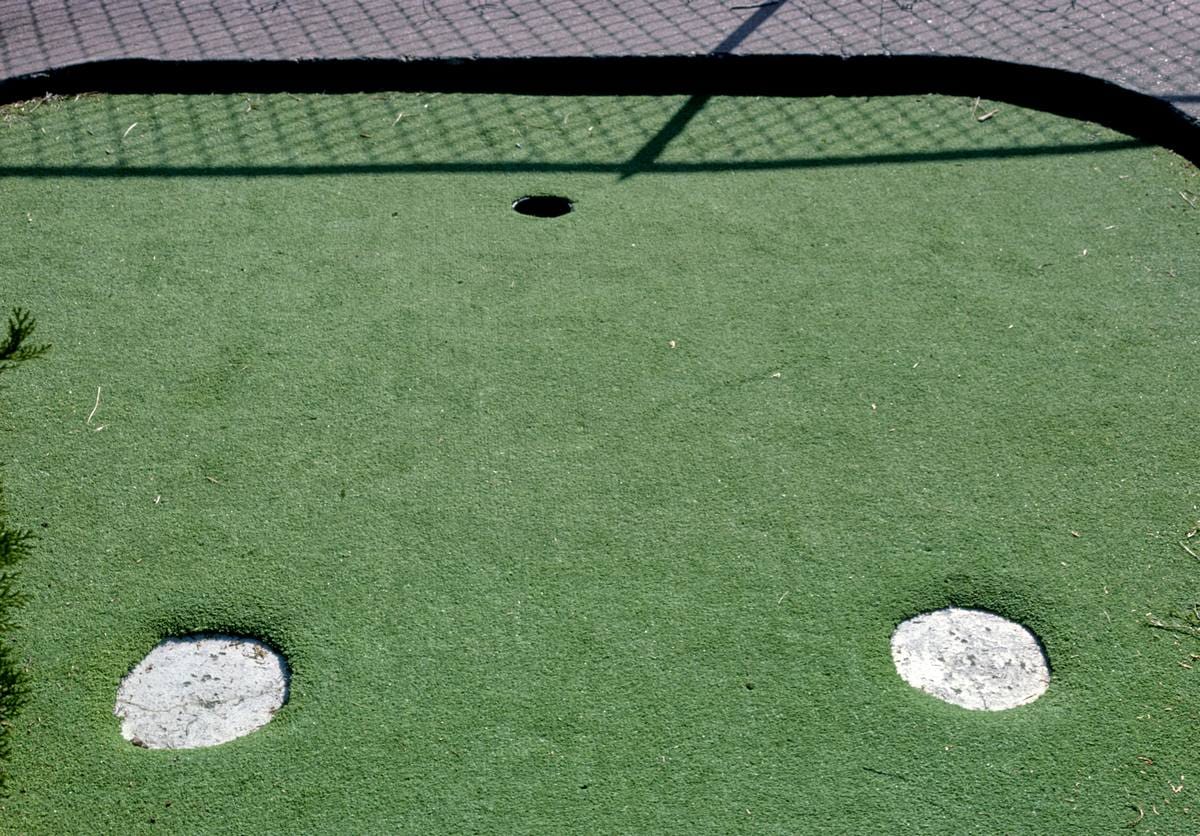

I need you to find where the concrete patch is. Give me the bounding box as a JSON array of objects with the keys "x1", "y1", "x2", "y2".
[
  {"x1": 891, "y1": 608, "x2": 1049, "y2": 711},
  {"x1": 114, "y1": 633, "x2": 289, "y2": 749}
]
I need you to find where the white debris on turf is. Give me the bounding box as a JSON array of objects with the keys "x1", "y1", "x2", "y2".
[
  {"x1": 891, "y1": 608, "x2": 1050, "y2": 711},
  {"x1": 114, "y1": 633, "x2": 289, "y2": 749}
]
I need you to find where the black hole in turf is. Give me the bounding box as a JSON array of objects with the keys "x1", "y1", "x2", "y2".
[{"x1": 513, "y1": 195, "x2": 573, "y2": 218}]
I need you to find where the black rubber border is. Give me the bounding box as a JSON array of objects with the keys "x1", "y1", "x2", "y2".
[{"x1": 2, "y1": 54, "x2": 1197, "y2": 164}]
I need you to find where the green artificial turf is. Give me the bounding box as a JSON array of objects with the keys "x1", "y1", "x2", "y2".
[{"x1": 0, "y1": 90, "x2": 1198, "y2": 832}]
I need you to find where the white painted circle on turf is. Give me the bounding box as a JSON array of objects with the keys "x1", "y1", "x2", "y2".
[
  {"x1": 890, "y1": 608, "x2": 1049, "y2": 711},
  {"x1": 114, "y1": 634, "x2": 289, "y2": 749}
]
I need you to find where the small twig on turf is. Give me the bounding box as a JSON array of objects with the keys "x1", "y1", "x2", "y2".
[
  {"x1": 1146, "y1": 614, "x2": 1200, "y2": 638},
  {"x1": 968, "y1": 97, "x2": 998, "y2": 121},
  {"x1": 1180, "y1": 540, "x2": 1199, "y2": 560},
  {"x1": 1125, "y1": 804, "x2": 1144, "y2": 828},
  {"x1": 86, "y1": 386, "x2": 102, "y2": 425}
]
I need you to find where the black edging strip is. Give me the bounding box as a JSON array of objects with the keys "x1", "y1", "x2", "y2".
[{"x1": 1, "y1": 54, "x2": 1196, "y2": 165}]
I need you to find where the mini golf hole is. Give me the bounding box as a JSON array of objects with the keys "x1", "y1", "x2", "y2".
[
  {"x1": 512, "y1": 195, "x2": 573, "y2": 218},
  {"x1": 114, "y1": 633, "x2": 289, "y2": 749},
  {"x1": 890, "y1": 608, "x2": 1049, "y2": 711}
]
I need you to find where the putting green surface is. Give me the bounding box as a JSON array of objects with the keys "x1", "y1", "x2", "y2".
[{"x1": 0, "y1": 91, "x2": 1198, "y2": 832}]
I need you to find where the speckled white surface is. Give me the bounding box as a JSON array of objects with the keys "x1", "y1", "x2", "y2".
[
  {"x1": 891, "y1": 608, "x2": 1050, "y2": 711},
  {"x1": 115, "y1": 634, "x2": 289, "y2": 749}
]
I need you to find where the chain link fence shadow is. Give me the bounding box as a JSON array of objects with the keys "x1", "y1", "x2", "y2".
[
  {"x1": 0, "y1": 88, "x2": 1158, "y2": 181},
  {"x1": 0, "y1": 0, "x2": 1195, "y2": 119},
  {"x1": 0, "y1": 0, "x2": 1196, "y2": 163}
]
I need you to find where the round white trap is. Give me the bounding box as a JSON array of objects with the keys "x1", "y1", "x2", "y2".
[
  {"x1": 115, "y1": 633, "x2": 289, "y2": 749},
  {"x1": 890, "y1": 608, "x2": 1049, "y2": 711}
]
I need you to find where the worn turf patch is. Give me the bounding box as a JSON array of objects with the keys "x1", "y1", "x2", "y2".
[{"x1": 0, "y1": 92, "x2": 1197, "y2": 832}]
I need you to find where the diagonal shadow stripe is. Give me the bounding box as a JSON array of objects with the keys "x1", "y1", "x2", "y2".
[
  {"x1": 619, "y1": 93, "x2": 711, "y2": 178},
  {"x1": 713, "y1": 1, "x2": 790, "y2": 55},
  {"x1": 620, "y1": 1, "x2": 789, "y2": 180}
]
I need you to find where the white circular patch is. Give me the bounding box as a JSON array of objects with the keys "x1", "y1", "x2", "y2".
[
  {"x1": 890, "y1": 608, "x2": 1049, "y2": 711},
  {"x1": 115, "y1": 634, "x2": 289, "y2": 749}
]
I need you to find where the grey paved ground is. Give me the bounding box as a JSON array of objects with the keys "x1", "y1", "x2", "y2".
[{"x1": 0, "y1": 1, "x2": 1196, "y2": 126}]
